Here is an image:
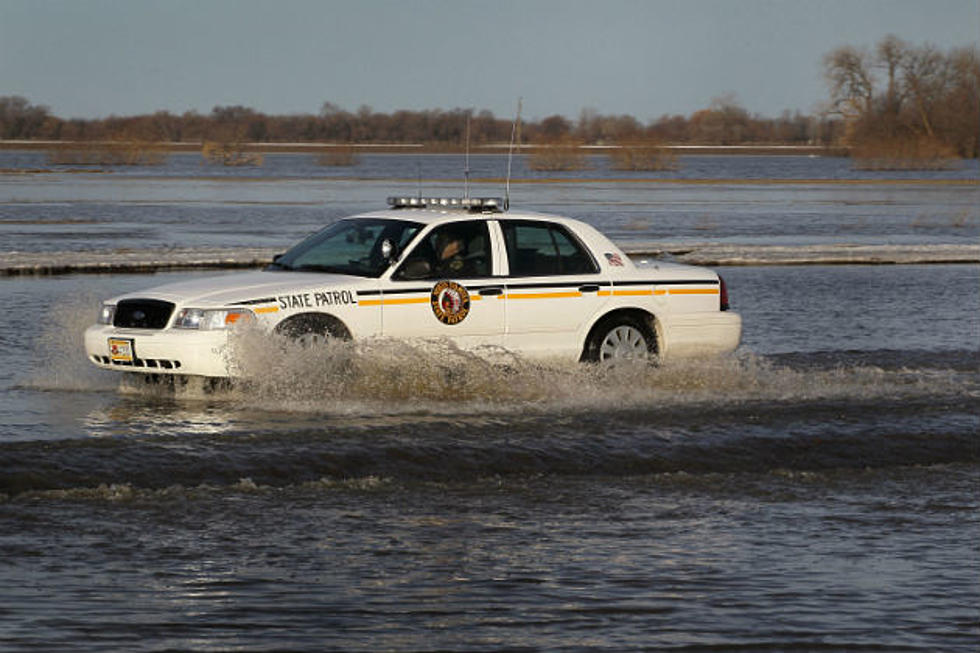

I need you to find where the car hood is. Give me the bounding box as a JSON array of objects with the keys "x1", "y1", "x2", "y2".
[{"x1": 110, "y1": 270, "x2": 376, "y2": 306}]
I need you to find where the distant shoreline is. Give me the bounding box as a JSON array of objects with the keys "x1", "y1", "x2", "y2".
[
  {"x1": 0, "y1": 168, "x2": 974, "y2": 186},
  {"x1": 3, "y1": 244, "x2": 977, "y2": 277},
  {"x1": 0, "y1": 140, "x2": 849, "y2": 157}
]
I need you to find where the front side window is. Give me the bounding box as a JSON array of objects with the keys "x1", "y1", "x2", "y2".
[
  {"x1": 501, "y1": 221, "x2": 599, "y2": 276},
  {"x1": 394, "y1": 221, "x2": 492, "y2": 280},
  {"x1": 271, "y1": 218, "x2": 423, "y2": 278}
]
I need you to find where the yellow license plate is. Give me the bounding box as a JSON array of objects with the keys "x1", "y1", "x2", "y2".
[{"x1": 108, "y1": 338, "x2": 134, "y2": 362}]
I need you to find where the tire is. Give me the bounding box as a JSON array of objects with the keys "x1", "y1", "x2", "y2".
[{"x1": 583, "y1": 314, "x2": 657, "y2": 364}]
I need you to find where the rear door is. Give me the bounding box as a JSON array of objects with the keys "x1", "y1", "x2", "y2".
[{"x1": 499, "y1": 220, "x2": 610, "y2": 356}]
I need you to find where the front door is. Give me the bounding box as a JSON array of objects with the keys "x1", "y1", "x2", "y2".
[{"x1": 381, "y1": 220, "x2": 505, "y2": 348}]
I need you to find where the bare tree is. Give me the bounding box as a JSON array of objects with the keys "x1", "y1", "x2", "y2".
[
  {"x1": 943, "y1": 47, "x2": 980, "y2": 156},
  {"x1": 824, "y1": 36, "x2": 979, "y2": 159},
  {"x1": 824, "y1": 46, "x2": 876, "y2": 121},
  {"x1": 539, "y1": 114, "x2": 572, "y2": 141},
  {"x1": 900, "y1": 44, "x2": 948, "y2": 139},
  {"x1": 876, "y1": 35, "x2": 909, "y2": 135},
  {"x1": 0, "y1": 95, "x2": 51, "y2": 139}
]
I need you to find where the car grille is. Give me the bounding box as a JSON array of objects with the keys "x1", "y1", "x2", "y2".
[
  {"x1": 114, "y1": 299, "x2": 175, "y2": 329},
  {"x1": 91, "y1": 354, "x2": 182, "y2": 370}
]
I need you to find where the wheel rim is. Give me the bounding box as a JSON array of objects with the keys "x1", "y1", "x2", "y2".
[
  {"x1": 598, "y1": 325, "x2": 649, "y2": 362},
  {"x1": 295, "y1": 331, "x2": 328, "y2": 348}
]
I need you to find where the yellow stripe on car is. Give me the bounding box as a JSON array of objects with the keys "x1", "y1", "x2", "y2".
[
  {"x1": 669, "y1": 288, "x2": 720, "y2": 295},
  {"x1": 358, "y1": 297, "x2": 426, "y2": 307},
  {"x1": 504, "y1": 291, "x2": 582, "y2": 300}
]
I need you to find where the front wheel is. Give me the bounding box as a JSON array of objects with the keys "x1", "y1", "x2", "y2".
[
  {"x1": 583, "y1": 315, "x2": 658, "y2": 364},
  {"x1": 273, "y1": 314, "x2": 355, "y2": 374},
  {"x1": 275, "y1": 314, "x2": 350, "y2": 347}
]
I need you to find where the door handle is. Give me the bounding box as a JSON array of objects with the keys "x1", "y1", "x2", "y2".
[
  {"x1": 578, "y1": 284, "x2": 600, "y2": 293},
  {"x1": 478, "y1": 287, "x2": 503, "y2": 296}
]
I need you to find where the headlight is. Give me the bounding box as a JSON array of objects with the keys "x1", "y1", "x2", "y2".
[
  {"x1": 98, "y1": 304, "x2": 116, "y2": 325},
  {"x1": 173, "y1": 308, "x2": 254, "y2": 330}
]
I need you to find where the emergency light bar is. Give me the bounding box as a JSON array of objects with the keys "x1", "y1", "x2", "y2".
[{"x1": 386, "y1": 196, "x2": 505, "y2": 212}]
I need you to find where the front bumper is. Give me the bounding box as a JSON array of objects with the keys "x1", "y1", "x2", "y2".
[{"x1": 84, "y1": 325, "x2": 234, "y2": 378}]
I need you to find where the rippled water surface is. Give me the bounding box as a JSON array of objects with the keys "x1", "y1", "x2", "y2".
[
  {"x1": 1, "y1": 155, "x2": 978, "y2": 651},
  {"x1": 2, "y1": 152, "x2": 978, "y2": 254},
  {"x1": 2, "y1": 264, "x2": 977, "y2": 652}
]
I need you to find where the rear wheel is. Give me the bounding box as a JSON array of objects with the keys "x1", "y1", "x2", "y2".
[{"x1": 584, "y1": 314, "x2": 657, "y2": 364}]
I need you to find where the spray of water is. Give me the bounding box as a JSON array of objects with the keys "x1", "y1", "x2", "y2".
[
  {"x1": 22, "y1": 291, "x2": 119, "y2": 393},
  {"x1": 26, "y1": 300, "x2": 972, "y2": 416},
  {"x1": 222, "y1": 324, "x2": 969, "y2": 415}
]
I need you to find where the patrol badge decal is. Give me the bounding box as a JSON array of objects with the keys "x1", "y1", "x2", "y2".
[{"x1": 431, "y1": 281, "x2": 471, "y2": 325}]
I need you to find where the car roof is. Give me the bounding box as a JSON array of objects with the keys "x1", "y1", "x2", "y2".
[{"x1": 346, "y1": 207, "x2": 586, "y2": 228}]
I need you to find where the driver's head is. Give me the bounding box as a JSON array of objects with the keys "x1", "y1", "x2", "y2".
[{"x1": 437, "y1": 233, "x2": 463, "y2": 260}]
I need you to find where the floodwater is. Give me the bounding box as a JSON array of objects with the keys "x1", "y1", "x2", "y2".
[
  {"x1": 0, "y1": 153, "x2": 978, "y2": 652},
  {"x1": 2, "y1": 152, "x2": 978, "y2": 255}
]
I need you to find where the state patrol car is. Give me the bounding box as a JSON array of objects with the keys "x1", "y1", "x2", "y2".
[{"x1": 84, "y1": 197, "x2": 741, "y2": 378}]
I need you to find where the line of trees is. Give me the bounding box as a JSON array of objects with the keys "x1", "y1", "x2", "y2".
[
  {"x1": 824, "y1": 35, "x2": 979, "y2": 157},
  {"x1": 0, "y1": 96, "x2": 839, "y2": 148},
  {"x1": 1, "y1": 37, "x2": 975, "y2": 156}
]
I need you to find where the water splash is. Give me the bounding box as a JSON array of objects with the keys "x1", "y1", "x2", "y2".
[
  {"x1": 19, "y1": 290, "x2": 118, "y2": 393},
  {"x1": 220, "y1": 325, "x2": 971, "y2": 416},
  {"x1": 5, "y1": 314, "x2": 976, "y2": 497},
  {"x1": 22, "y1": 297, "x2": 975, "y2": 418}
]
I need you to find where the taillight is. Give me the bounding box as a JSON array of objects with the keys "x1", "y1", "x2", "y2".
[{"x1": 719, "y1": 275, "x2": 730, "y2": 311}]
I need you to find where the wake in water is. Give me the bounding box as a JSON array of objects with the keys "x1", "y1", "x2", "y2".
[
  {"x1": 5, "y1": 296, "x2": 976, "y2": 499},
  {"x1": 20, "y1": 294, "x2": 978, "y2": 419},
  {"x1": 74, "y1": 324, "x2": 970, "y2": 425}
]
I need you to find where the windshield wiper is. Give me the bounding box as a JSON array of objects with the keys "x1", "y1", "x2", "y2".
[{"x1": 291, "y1": 264, "x2": 360, "y2": 275}]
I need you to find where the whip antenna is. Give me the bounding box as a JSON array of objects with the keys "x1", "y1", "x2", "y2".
[
  {"x1": 463, "y1": 114, "x2": 471, "y2": 200},
  {"x1": 505, "y1": 97, "x2": 522, "y2": 211}
]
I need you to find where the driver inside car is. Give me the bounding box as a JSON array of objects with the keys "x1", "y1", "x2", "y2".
[{"x1": 434, "y1": 232, "x2": 465, "y2": 275}]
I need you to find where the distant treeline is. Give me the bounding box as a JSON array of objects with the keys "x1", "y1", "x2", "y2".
[
  {"x1": 1, "y1": 37, "x2": 975, "y2": 158},
  {"x1": 0, "y1": 96, "x2": 840, "y2": 148}
]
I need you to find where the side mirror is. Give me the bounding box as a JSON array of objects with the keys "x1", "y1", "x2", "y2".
[{"x1": 269, "y1": 253, "x2": 288, "y2": 270}]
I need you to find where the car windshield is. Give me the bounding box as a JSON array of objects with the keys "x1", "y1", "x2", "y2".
[{"x1": 269, "y1": 218, "x2": 424, "y2": 278}]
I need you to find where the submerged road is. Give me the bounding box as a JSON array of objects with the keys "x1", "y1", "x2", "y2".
[{"x1": 2, "y1": 243, "x2": 979, "y2": 276}]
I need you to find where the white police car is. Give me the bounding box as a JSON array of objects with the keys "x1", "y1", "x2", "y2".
[{"x1": 85, "y1": 197, "x2": 741, "y2": 378}]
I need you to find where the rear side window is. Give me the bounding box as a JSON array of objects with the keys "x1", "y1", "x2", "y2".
[{"x1": 501, "y1": 221, "x2": 599, "y2": 276}]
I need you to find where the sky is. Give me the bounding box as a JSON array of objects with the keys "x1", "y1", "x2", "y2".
[{"x1": 1, "y1": 0, "x2": 977, "y2": 122}]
